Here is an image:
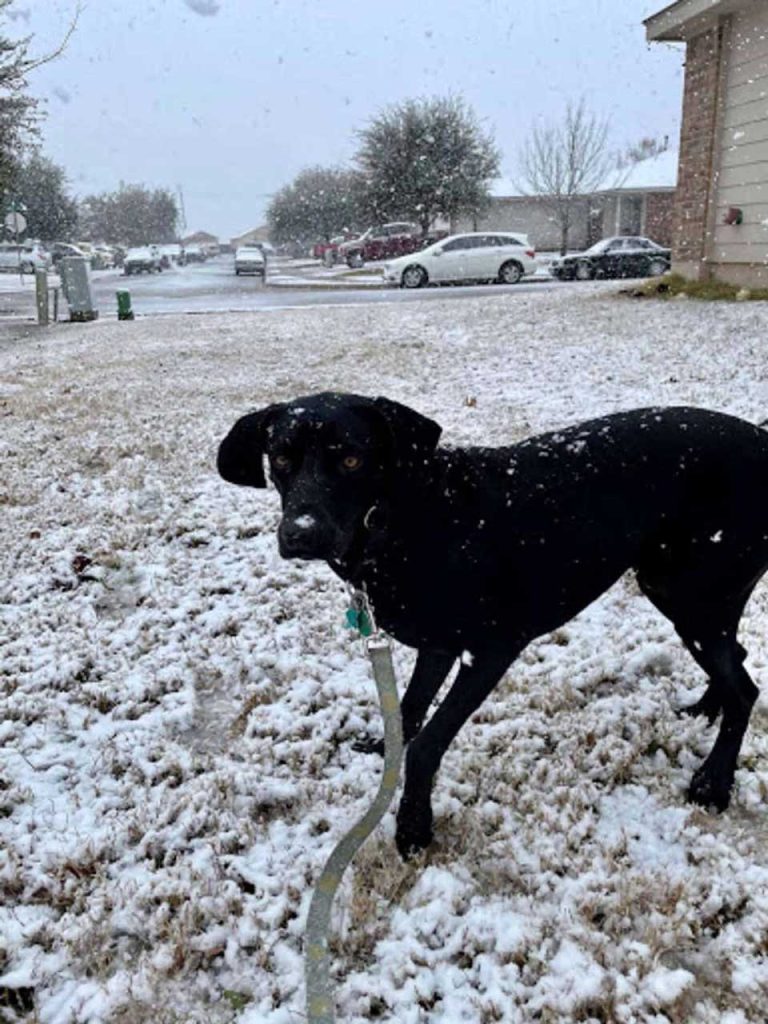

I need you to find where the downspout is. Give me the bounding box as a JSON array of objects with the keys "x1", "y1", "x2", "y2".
[{"x1": 701, "y1": 17, "x2": 731, "y2": 280}]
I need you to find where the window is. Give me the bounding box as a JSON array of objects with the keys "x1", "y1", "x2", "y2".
[{"x1": 442, "y1": 237, "x2": 471, "y2": 252}]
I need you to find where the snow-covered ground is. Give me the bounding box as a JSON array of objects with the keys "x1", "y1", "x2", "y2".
[{"x1": 2, "y1": 286, "x2": 768, "y2": 1024}]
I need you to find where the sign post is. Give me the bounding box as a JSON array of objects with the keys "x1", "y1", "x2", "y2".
[
  {"x1": 4, "y1": 209, "x2": 28, "y2": 280},
  {"x1": 35, "y1": 269, "x2": 49, "y2": 326}
]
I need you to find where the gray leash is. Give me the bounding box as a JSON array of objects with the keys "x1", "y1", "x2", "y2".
[{"x1": 305, "y1": 590, "x2": 403, "y2": 1023}]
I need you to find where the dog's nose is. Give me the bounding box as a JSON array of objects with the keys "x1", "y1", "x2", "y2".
[{"x1": 278, "y1": 512, "x2": 324, "y2": 557}]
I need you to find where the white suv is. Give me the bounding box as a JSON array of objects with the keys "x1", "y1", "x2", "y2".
[
  {"x1": 0, "y1": 242, "x2": 50, "y2": 273},
  {"x1": 383, "y1": 232, "x2": 537, "y2": 288}
]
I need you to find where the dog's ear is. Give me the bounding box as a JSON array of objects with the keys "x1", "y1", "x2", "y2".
[
  {"x1": 373, "y1": 396, "x2": 442, "y2": 470},
  {"x1": 217, "y1": 404, "x2": 285, "y2": 488}
]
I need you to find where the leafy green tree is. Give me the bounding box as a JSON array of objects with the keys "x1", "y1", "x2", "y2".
[
  {"x1": 355, "y1": 96, "x2": 500, "y2": 234},
  {"x1": 14, "y1": 153, "x2": 78, "y2": 239},
  {"x1": 79, "y1": 184, "x2": 179, "y2": 244},
  {"x1": 267, "y1": 166, "x2": 366, "y2": 246}
]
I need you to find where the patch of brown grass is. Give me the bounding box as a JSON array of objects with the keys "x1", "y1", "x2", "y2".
[{"x1": 625, "y1": 272, "x2": 768, "y2": 302}]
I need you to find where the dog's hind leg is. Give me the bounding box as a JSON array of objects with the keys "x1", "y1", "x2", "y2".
[
  {"x1": 637, "y1": 572, "x2": 758, "y2": 809},
  {"x1": 685, "y1": 631, "x2": 758, "y2": 810},
  {"x1": 637, "y1": 572, "x2": 730, "y2": 722},
  {"x1": 353, "y1": 649, "x2": 455, "y2": 755},
  {"x1": 395, "y1": 647, "x2": 519, "y2": 859}
]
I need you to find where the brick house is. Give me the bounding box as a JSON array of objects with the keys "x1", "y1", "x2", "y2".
[
  {"x1": 646, "y1": 0, "x2": 768, "y2": 286},
  {"x1": 452, "y1": 151, "x2": 677, "y2": 251},
  {"x1": 597, "y1": 148, "x2": 678, "y2": 247}
]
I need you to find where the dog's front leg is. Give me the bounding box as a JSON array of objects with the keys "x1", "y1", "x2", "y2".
[
  {"x1": 353, "y1": 649, "x2": 455, "y2": 755},
  {"x1": 396, "y1": 647, "x2": 519, "y2": 860}
]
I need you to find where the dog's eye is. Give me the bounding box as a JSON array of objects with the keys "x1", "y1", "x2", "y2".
[
  {"x1": 341, "y1": 455, "x2": 363, "y2": 471},
  {"x1": 273, "y1": 455, "x2": 291, "y2": 470}
]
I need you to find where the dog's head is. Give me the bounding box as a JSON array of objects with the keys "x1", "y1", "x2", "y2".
[{"x1": 217, "y1": 392, "x2": 441, "y2": 563}]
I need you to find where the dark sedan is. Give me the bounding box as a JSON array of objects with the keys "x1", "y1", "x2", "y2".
[{"x1": 550, "y1": 236, "x2": 671, "y2": 281}]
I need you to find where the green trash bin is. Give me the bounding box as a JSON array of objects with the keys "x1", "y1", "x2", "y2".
[{"x1": 116, "y1": 289, "x2": 134, "y2": 321}]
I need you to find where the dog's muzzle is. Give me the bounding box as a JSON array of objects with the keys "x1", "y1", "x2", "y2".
[{"x1": 278, "y1": 513, "x2": 332, "y2": 560}]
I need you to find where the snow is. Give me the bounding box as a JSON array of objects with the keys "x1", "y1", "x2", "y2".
[
  {"x1": 491, "y1": 149, "x2": 678, "y2": 198},
  {"x1": 2, "y1": 284, "x2": 768, "y2": 1022},
  {"x1": 605, "y1": 150, "x2": 679, "y2": 192}
]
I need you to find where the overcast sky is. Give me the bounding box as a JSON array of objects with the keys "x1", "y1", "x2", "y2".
[{"x1": 14, "y1": 0, "x2": 684, "y2": 240}]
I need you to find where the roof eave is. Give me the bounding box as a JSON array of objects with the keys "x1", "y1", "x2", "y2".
[
  {"x1": 596, "y1": 185, "x2": 677, "y2": 196},
  {"x1": 644, "y1": 0, "x2": 733, "y2": 42}
]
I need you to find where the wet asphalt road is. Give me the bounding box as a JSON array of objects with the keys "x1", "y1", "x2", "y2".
[{"x1": 0, "y1": 255, "x2": 566, "y2": 322}]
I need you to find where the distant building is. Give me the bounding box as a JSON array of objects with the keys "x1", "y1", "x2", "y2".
[
  {"x1": 597, "y1": 148, "x2": 678, "y2": 247},
  {"x1": 230, "y1": 225, "x2": 271, "y2": 249},
  {"x1": 180, "y1": 230, "x2": 218, "y2": 247},
  {"x1": 646, "y1": 0, "x2": 768, "y2": 286},
  {"x1": 452, "y1": 151, "x2": 677, "y2": 251}
]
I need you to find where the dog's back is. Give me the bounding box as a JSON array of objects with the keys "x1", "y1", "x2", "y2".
[{"x1": 372, "y1": 406, "x2": 768, "y2": 645}]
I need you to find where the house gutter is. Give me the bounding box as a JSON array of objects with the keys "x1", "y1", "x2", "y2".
[{"x1": 644, "y1": 0, "x2": 745, "y2": 41}]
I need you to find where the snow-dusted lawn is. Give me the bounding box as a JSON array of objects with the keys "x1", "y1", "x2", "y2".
[{"x1": 2, "y1": 287, "x2": 768, "y2": 1023}]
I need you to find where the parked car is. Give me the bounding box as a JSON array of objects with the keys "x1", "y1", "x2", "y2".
[
  {"x1": 75, "y1": 241, "x2": 113, "y2": 270},
  {"x1": 234, "y1": 244, "x2": 266, "y2": 277},
  {"x1": 549, "y1": 236, "x2": 671, "y2": 281},
  {"x1": 93, "y1": 245, "x2": 115, "y2": 269},
  {"x1": 338, "y1": 222, "x2": 424, "y2": 267},
  {"x1": 382, "y1": 231, "x2": 537, "y2": 288},
  {"x1": 312, "y1": 234, "x2": 349, "y2": 264},
  {"x1": 159, "y1": 244, "x2": 185, "y2": 265},
  {"x1": 49, "y1": 242, "x2": 90, "y2": 266},
  {"x1": 123, "y1": 247, "x2": 162, "y2": 274},
  {"x1": 184, "y1": 244, "x2": 205, "y2": 263},
  {"x1": 0, "y1": 242, "x2": 50, "y2": 273}
]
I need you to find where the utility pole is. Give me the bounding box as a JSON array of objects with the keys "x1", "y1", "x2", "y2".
[{"x1": 176, "y1": 184, "x2": 187, "y2": 236}]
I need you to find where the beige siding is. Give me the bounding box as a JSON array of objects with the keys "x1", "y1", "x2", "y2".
[
  {"x1": 712, "y1": 7, "x2": 768, "y2": 263},
  {"x1": 723, "y1": 92, "x2": 768, "y2": 129},
  {"x1": 717, "y1": 160, "x2": 768, "y2": 187},
  {"x1": 727, "y1": 52, "x2": 768, "y2": 88},
  {"x1": 715, "y1": 181, "x2": 768, "y2": 204}
]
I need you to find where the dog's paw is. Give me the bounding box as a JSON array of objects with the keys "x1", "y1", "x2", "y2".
[
  {"x1": 687, "y1": 766, "x2": 731, "y2": 811},
  {"x1": 351, "y1": 735, "x2": 385, "y2": 756},
  {"x1": 678, "y1": 690, "x2": 722, "y2": 725}
]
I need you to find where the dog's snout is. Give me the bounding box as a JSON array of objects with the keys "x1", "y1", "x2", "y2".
[
  {"x1": 283, "y1": 512, "x2": 318, "y2": 541},
  {"x1": 278, "y1": 511, "x2": 326, "y2": 558}
]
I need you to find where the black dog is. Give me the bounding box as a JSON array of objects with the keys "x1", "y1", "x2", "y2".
[{"x1": 218, "y1": 393, "x2": 767, "y2": 858}]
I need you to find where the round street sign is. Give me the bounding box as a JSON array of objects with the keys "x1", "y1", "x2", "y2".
[{"x1": 4, "y1": 211, "x2": 27, "y2": 234}]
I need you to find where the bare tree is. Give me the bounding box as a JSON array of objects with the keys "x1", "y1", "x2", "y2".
[{"x1": 517, "y1": 100, "x2": 615, "y2": 254}]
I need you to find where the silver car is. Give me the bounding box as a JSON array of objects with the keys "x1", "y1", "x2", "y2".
[{"x1": 234, "y1": 244, "x2": 266, "y2": 277}]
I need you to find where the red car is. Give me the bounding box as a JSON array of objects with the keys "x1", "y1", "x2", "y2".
[
  {"x1": 312, "y1": 234, "x2": 350, "y2": 264},
  {"x1": 338, "y1": 222, "x2": 427, "y2": 267}
]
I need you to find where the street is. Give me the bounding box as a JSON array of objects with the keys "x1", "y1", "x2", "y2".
[{"x1": 0, "y1": 253, "x2": 565, "y2": 321}]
